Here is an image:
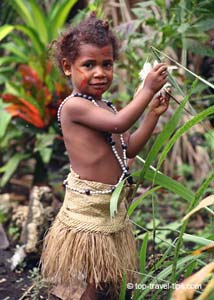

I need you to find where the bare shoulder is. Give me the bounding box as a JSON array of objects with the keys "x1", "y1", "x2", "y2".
[{"x1": 61, "y1": 96, "x2": 93, "y2": 119}]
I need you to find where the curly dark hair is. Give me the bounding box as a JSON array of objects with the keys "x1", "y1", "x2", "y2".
[{"x1": 51, "y1": 12, "x2": 119, "y2": 73}]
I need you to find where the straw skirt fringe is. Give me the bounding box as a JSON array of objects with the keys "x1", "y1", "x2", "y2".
[{"x1": 41, "y1": 170, "x2": 137, "y2": 291}]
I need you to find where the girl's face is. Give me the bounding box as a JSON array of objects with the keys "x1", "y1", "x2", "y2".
[{"x1": 62, "y1": 43, "x2": 114, "y2": 100}]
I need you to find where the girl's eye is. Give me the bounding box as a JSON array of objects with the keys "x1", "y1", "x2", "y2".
[
  {"x1": 83, "y1": 62, "x2": 93, "y2": 68},
  {"x1": 103, "y1": 62, "x2": 113, "y2": 69}
]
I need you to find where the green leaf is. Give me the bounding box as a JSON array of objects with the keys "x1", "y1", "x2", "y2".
[
  {"x1": 183, "y1": 233, "x2": 214, "y2": 247},
  {"x1": 110, "y1": 180, "x2": 125, "y2": 218},
  {"x1": 27, "y1": 0, "x2": 49, "y2": 45},
  {"x1": 151, "y1": 47, "x2": 214, "y2": 90},
  {"x1": 194, "y1": 19, "x2": 214, "y2": 31},
  {"x1": 50, "y1": 0, "x2": 78, "y2": 39},
  {"x1": 137, "y1": 256, "x2": 196, "y2": 300},
  {"x1": 0, "y1": 56, "x2": 24, "y2": 66},
  {"x1": 9, "y1": 0, "x2": 34, "y2": 28},
  {"x1": 136, "y1": 80, "x2": 197, "y2": 190},
  {"x1": 0, "y1": 104, "x2": 11, "y2": 139},
  {"x1": 157, "y1": 105, "x2": 214, "y2": 170},
  {"x1": 195, "y1": 173, "x2": 214, "y2": 203},
  {"x1": 0, "y1": 25, "x2": 14, "y2": 41},
  {"x1": 15, "y1": 25, "x2": 44, "y2": 55},
  {"x1": 34, "y1": 133, "x2": 56, "y2": 164},
  {"x1": 119, "y1": 274, "x2": 127, "y2": 300},
  {"x1": 128, "y1": 185, "x2": 161, "y2": 216},
  {"x1": 177, "y1": 23, "x2": 189, "y2": 33},
  {"x1": 139, "y1": 232, "x2": 148, "y2": 274},
  {"x1": 1, "y1": 42, "x2": 28, "y2": 61},
  {"x1": 0, "y1": 153, "x2": 29, "y2": 187},
  {"x1": 182, "y1": 195, "x2": 214, "y2": 222},
  {"x1": 135, "y1": 156, "x2": 194, "y2": 202}
]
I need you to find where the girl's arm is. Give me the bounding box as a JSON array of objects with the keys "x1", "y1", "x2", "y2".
[
  {"x1": 62, "y1": 64, "x2": 168, "y2": 133},
  {"x1": 126, "y1": 91, "x2": 170, "y2": 158}
]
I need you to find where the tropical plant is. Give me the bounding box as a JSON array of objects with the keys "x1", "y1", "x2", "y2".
[
  {"x1": 107, "y1": 2, "x2": 214, "y2": 296},
  {"x1": 0, "y1": 0, "x2": 80, "y2": 186}
]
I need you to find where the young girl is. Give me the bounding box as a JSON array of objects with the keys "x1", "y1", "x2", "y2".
[{"x1": 41, "y1": 13, "x2": 169, "y2": 300}]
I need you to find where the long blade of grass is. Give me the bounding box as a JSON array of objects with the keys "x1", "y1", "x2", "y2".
[
  {"x1": 151, "y1": 46, "x2": 214, "y2": 90},
  {"x1": 157, "y1": 105, "x2": 214, "y2": 170},
  {"x1": 137, "y1": 256, "x2": 196, "y2": 299},
  {"x1": 182, "y1": 195, "x2": 214, "y2": 222},
  {"x1": 128, "y1": 186, "x2": 161, "y2": 216},
  {"x1": 135, "y1": 157, "x2": 194, "y2": 202},
  {"x1": 139, "y1": 232, "x2": 148, "y2": 274},
  {"x1": 151, "y1": 47, "x2": 184, "y2": 96},
  {"x1": 134, "y1": 80, "x2": 197, "y2": 195},
  {"x1": 195, "y1": 172, "x2": 214, "y2": 203},
  {"x1": 119, "y1": 274, "x2": 127, "y2": 300},
  {"x1": 183, "y1": 233, "x2": 214, "y2": 247}
]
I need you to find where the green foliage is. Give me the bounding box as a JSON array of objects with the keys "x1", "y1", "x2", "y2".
[
  {"x1": 0, "y1": 0, "x2": 82, "y2": 186},
  {"x1": 111, "y1": 1, "x2": 214, "y2": 294}
]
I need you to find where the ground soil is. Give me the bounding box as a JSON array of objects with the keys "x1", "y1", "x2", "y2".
[{"x1": 0, "y1": 247, "x2": 48, "y2": 300}]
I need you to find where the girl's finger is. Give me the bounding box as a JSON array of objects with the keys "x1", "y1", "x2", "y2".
[
  {"x1": 156, "y1": 65, "x2": 168, "y2": 74},
  {"x1": 153, "y1": 63, "x2": 166, "y2": 71}
]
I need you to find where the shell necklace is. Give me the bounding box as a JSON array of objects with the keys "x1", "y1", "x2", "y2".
[{"x1": 57, "y1": 92, "x2": 133, "y2": 195}]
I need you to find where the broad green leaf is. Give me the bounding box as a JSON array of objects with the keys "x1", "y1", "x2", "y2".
[
  {"x1": 110, "y1": 180, "x2": 125, "y2": 217},
  {"x1": 9, "y1": 0, "x2": 34, "y2": 28},
  {"x1": 38, "y1": 148, "x2": 52, "y2": 164},
  {"x1": 135, "y1": 156, "x2": 194, "y2": 202},
  {"x1": 0, "y1": 25, "x2": 14, "y2": 41},
  {"x1": 34, "y1": 133, "x2": 56, "y2": 164},
  {"x1": 15, "y1": 25, "x2": 44, "y2": 55},
  {"x1": 5, "y1": 81, "x2": 21, "y2": 96},
  {"x1": 177, "y1": 23, "x2": 189, "y2": 33},
  {"x1": 157, "y1": 105, "x2": 214, "y2": 169},
  {"x1": 50, "y1": 0, "x2": 78, "y2": 39},
  {"x1": 28, "y1": 0, "x2": 49, "y2": 45},
  {"x1": 194, "y1": 19, "x2": 214, "y2": 31},
  {"x1": 0, "y1": 56, "x2": 24, "y2": 66},
  {"x1": 182, "y1": 195, "x2": 214, "y2": 222},
  {"x1": 0, "y1": 153, "x2": 29, "y2": 187},
  {"x1": 1, "y1": 43, "x2": 28, "y2": 61}
]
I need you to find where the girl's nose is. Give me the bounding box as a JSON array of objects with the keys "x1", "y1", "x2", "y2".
[{"x1": 94, "y1": 66, "x2": 105, "y2": 77}]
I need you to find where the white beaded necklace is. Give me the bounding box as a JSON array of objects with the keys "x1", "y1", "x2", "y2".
[{"x1": 57, "y1": 92, "x2": 133, "y2": 195}]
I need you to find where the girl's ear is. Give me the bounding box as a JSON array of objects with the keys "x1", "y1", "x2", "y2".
[{"x1": 61, "y1": 58, "x2": 72, "y2": 76}]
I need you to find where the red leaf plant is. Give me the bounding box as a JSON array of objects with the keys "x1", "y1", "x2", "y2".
[{"x1": 2, "y1": 64, "x2": 71, "y2": 128}]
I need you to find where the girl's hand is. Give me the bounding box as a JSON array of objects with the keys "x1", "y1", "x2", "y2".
[
  {"x1": 148, "y1": 88, "x2": 170, "y2": 116},
  {"x1": 143, "y1": 63, "x2": 168, "y2": 94}
]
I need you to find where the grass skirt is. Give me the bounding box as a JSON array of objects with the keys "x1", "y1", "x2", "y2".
[{"x1": 41, "y1": 170, "x2": 137, "y2": 292}]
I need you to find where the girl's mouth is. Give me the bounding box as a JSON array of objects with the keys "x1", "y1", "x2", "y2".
[{"x1": 90, "y1": 82, "x2": 107, "y2": 89}]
